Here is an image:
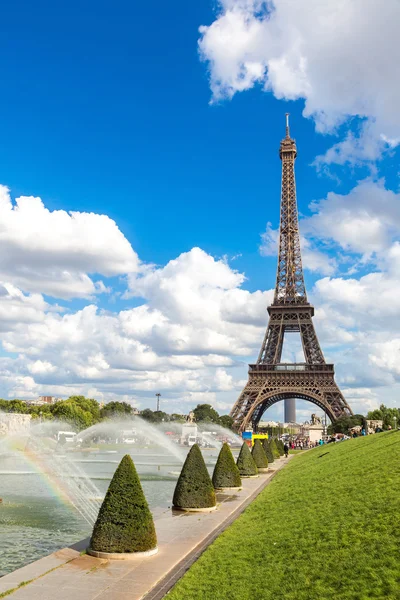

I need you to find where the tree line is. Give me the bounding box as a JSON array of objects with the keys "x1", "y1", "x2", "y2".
[
  {"x1": 0, "y1": 398, "x2": 234, "y2": 432},
  {"x1": 327, "y1": 404, "x2": 400, "y2": 434}
]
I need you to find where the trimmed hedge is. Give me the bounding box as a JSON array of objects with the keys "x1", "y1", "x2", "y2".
[
  {"x1": 236, "y1": 442, "x2": 258, "y2": 477},
  {"x1": 276, "y1": 440, "x2": 285, "y2": 456},
  {"x1": 251, "y1": 439, "x2": 268, "y2": 469},
  {"x1": 262, "y1": 438, "x2": 274, "y2": 464},
  {"x1": 90, "y1": 454, "x2": 157, "y2": 553},
  {"x1": 212, "y1": 442, "x2": 242, "y2": 489},
  {"x1": 173, "y1": 444, "x2": 216, "y2": 509},
  {"x1": 269, "y1": 438, "x2": 281, "y2": 460}
]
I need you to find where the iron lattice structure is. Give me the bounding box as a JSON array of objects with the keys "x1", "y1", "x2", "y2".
[{"x1": 230, "y1": 116, "x2": 352, "y2": 432}]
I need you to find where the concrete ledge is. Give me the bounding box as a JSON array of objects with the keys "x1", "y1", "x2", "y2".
[
  {"x1": 172, "y1": 505, "x2": 217, "y2": 513},
  {"x1": 87, "y1": 547, "x2": 158, "y2": 560}
]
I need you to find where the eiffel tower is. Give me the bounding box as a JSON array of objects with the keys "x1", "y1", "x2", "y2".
[{"x1": 230, "y1": 115, "x2": 353, "y2": 432}]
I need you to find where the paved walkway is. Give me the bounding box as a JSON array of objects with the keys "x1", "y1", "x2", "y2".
[{"x1": 0, "y1": 457, "x2": 291, "y2": 600}]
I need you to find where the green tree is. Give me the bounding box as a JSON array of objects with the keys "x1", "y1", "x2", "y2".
[
  {"x1": 1, "y1": 399, "x2": 28, "y2": 413},
  {"x1": 51, "y1": 401, "x2": 93, "y2": 431},
  {"x1": 100, "y1": 401, "x2": 133, "y2": 419},
  {"x1": 27, "y1": 406, "x2": 53, "y2": 421},
  {"x1": 140, "y1": 409, "x2": 169, "y2": 423},
  {"x1": 66, "y1": 396, "x2": 101, "y2": 422},
  {"x1": 251, "y1": 439, "x2": 269, "y2": 470},
  {"x1": 236, "y1": 443, "x2": 258, "y2": 477},
  {"x1": 170, "y1": 413, "x2": 186, "y2": 423},
  {"x1": 276, "y1": 440, "x2": 285, "y2": 456},
  {"x1": 140, "y1": 408, "x2": 157, "y2": 422},
  {"x1": 173, "y1": 444, "x2": 216, "y2": 509},
  {"x1": 193, "y1": 404, "x2": 220, "y2": 423},
  {"x1": 212, "y1": 443, "x2": 241, "y2": 489},
  {"x1": 262, "y1": 439, "x2": 274, "y2": 464},
  {"x1": 269, "y1": 438, "x2": 281, "y2": 460},
  {"x1": 327, "y1": 414, "x2": 365, "y2": 435},
  {"x1": 367, "y1": 405, "x2": 400, "y2": 430},
  {"x1": 219, "y1": 415, "x2": 234, "y2": 430},
  {"x1": 90, "y1": 455, "x2": 157, "y2": 553}
]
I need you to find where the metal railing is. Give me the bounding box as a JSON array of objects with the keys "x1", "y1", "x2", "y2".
[{"x1": 250, "y1": 363, "x2": 334, "y2": 373}]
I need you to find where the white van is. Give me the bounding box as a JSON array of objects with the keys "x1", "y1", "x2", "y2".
[{"x1": 57, "y1": 431, "x2": 76, "y2": 443}]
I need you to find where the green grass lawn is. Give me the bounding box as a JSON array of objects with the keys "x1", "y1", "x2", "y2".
[{"x1": 168, "y1": 431, "x2": 400, "y2": 600}]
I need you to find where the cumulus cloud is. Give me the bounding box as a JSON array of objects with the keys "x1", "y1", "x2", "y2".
[
  {"x1": 0, "y1": 184, "x2": 398, "y2": 415},
  {"x1": 0, "y1": 248, "x2": 274, "y2": 409},
  {"x1": 0, "y1": 239, "x2": 398, "y2": 414},
  {"x1": 0, "y1": 186, "x2": 139, "y2": 299},
  {"x1": 199, "y1": 0, "x2": 400, "y2": 163},
  {"x1": 302, "y1": 180, "x2": 400, "y2": 259}
]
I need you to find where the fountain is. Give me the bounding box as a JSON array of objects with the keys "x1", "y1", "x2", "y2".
[
  {"x1": 1, "y1": 419, "x2": 102, "y2": 526},
  {"x1": 0, "y1": 412, "x2": 227, "y2": 576}
]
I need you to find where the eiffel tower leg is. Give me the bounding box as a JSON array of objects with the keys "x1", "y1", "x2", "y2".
[
  {"x1": 323, "y1": 389, "x2": 353, "y2": 419},
  {"x1": 257, "y1": 320, "x2": 284, "y2": 364},
  {"x1": 230, "y1": 381, "x2": 264, "y2": 430},
  {"x1": 300, "y1": 319, "x2": 325, "y2": 364}
]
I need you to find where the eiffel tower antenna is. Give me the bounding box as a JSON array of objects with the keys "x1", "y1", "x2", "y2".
[{"x1": 230, "y1": 116, "x2": 353, "y2": 432}]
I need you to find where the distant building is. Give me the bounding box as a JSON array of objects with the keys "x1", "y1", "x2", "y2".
[{"x1": 26, "y1": 396, "x2": 62, "y2": 406}]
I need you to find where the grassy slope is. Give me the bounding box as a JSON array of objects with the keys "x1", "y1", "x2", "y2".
[{"x1": 168, "y1": 431, "x2": 400, "y2": 600}]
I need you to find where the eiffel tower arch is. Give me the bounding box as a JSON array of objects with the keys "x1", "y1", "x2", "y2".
[{"x1": 230, "y1": 115, "x2": 353, "y2": 432}]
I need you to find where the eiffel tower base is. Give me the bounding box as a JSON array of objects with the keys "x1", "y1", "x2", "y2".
[{"x1": 230, "y1": 363, "x2": 352, "y2": 433}]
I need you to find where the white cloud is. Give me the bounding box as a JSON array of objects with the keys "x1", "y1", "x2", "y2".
[
  {"x1": 0, "y1": 239, "x2": 398, "y2": 415},
  {"x1": 0, "y1": 186, "x2": 139, "y2": 299},
  {"x1": 302, "y1": 180, "x2": 400, "y2": 258},
  {"x1": 199, "y1": 0, "x2": 400, "y2": 163},
  {"x1": 0, "y1": 248, "x2": 271, "y2": 411}
]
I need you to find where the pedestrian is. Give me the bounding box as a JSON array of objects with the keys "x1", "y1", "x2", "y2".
[{"x1": 283, "y1": 442, "x2": 289, "y2": 458}]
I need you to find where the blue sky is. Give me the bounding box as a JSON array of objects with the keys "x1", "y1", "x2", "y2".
[{"x1": 0, "y1": 0, "x2": 399, "y2": 421}]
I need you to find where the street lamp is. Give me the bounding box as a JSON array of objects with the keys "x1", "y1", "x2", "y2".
[
  {"x1": 394, "y1": 416, "x2": 397, "y2": 430},
  {"x1": 155, "y1": 393, "x2": 161, "y2": 412}
]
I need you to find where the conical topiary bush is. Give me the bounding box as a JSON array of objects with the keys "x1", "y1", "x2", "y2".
[
  {"x1": 269, "y1": 437, "x2": 281, "y2": 460},
  {"x1": 251, "y1": 439, "x2": 269, "y2": 472},
  {"x1": 262, "y1": 438, "x2": 274, "y2": 464},
  {"x1": 236, "y1": 442, "x2": 258, "y2": 478},
  {"x1": 277, "y1": 439, "x2": 285, "y2": 456},
  {"x1": 89, "y1": 454, "x2": 157, "y2": 556},
  {"x1": 173, "y1": 444, "x2": 216, "y2": 511},
  {"x1": 212, "y1": 442, "x2": 242, "y2": 490}
]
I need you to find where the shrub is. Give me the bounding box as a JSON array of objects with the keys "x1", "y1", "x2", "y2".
[
  {"x1": 262, "y1": 438, "x2": 274, "y2": 464},
  {"x1": 90, "y1": 454, "x2": 157, "y2": 553},
  {"x1": 236, "y1": 442, "x2": 258, "y2": 477},
  {"x1": 251, "y1": 439, "x2": 268, "y2": 469},
  {"x1": 212, "y1": 442, "x2": 242, "y2": 489},
  {"x1": 269, "y1": 438, "x2": 281, "y2": 459},
  {"x1": 277, "y1": 440, "x2": 285, "y2": 456},
  {"x1": 173, "y1": 444, "x2": 216, "y2": 509}
]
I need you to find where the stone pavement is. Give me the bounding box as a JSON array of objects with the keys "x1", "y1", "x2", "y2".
[{"x1": 0, "y1": 457, "x2": 291, "y2": 600}]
